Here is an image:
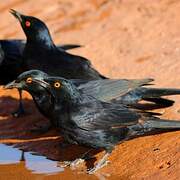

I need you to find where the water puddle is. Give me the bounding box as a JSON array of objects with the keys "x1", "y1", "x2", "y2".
[
  {"x1": 0, "y1": 143, "x2": 113, "y2": 179},
  {"x1": 0, "y1": 143, "x2": 63, "y2": 175}
]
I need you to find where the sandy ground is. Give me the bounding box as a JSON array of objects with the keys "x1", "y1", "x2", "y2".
[{"x1": 0, "y1": 0, "x2": 180, "y2": 179}]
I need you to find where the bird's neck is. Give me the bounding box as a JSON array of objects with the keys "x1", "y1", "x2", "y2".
[
  {"x1": 30, "y1": 90, "x2": 54, "y2": 117},
  {"x1": 26, "y1": 32, "x2": 55, "y2": 49}
]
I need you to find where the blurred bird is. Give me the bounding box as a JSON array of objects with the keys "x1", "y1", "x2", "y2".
[
  {"x1": 0, "y1": 38, "x2": 83, "y2": 116},
  {"x1": 5, "y1": 73, "x2": 180, "y2": 173}
]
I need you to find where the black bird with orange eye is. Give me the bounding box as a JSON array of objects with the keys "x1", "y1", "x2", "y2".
[
  {"x1": 5, "y1": 72, "x2": 180, "y2": 173},
  {"x1": 5, "y1": 69, "x2": 180, "y2": 134},
  {"x1": 6, "y1": 69, "x2": 180, "y2": 117}
]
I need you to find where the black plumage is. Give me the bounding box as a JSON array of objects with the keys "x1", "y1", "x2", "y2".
[
  {"x1": 10, "y1": 9, "x2": 106, "y2": 80},
  {"x1": 8, "y1": 9, "x2": 107, "y2": 116},
  {"x1": 0, "y1": 38, "x2": 83, "y2": 116},
  {"x1": 9, "y1": 9, "x2": 180, "y2": 115},
  {"x1": 6, "y1": 70, "x2": 180, "y2": 110},
  {"x1": 0, "y1": 39, "x2": 82, "y2": 84},
  {"x1": 8, "y1": 10, "x2": 180, "y2": 115},
  {"x1": 5, "y1": 71, "x2": 180, "y2": 173}
]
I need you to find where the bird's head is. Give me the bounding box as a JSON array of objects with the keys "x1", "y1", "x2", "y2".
[
  {"x1": 5, "y1": 70, "x2": 82, "y2": 105},
  {"x1": 40, "y1": 77, "x2": 82, "y2": 104},
  {"x1": 10, "y1": 9, "x2": 53, "y2": 46},
  {"x1": 4, "y1": 70, "x2": 49, "y2": 94}
]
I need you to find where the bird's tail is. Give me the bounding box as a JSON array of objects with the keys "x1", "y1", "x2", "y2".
[
  {"x1": 58, "y1": 44, "x2": 82, "y2": 51},
  {"x1": 120, "y1": 87, "x2": 180, "y2": 108},
  {"x1": 129, "y1": 118, "x2": 180, "y2": 137}
]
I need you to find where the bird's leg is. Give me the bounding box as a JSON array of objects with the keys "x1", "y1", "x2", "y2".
[
  {"x1": 61, "y1": 149, "x2": 93, "y2": 168},
  {"x1": 70, "y1": 149, "x2": 93, "y2": 167},
  {"x1": 87, "y1": 152, "x2": 110, "y2": 174},
  {"x1": 12, "y1": 89, "x2": 25, "y2": 117},
  {"x1": 20, "y1": 151, "x2": 25, "y2": 161}
]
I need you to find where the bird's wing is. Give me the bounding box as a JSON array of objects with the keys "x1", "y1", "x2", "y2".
[
  {"x1": 0, "y1": 45, "x2": 4, "y2": 64},
  {"x1": 73, "y1": 102, "x2": 141, "y2": 130},
  {"x1": 0, "y1": 39, "x2": 82, "y2": 61},
  {"x1": 77, "y1": 78, "x2": 154, "y2": 102},
  {"x1": 0, "y1": 39, "x2": 24, "y2": 63}
]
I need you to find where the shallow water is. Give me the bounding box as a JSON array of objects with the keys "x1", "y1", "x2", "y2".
[
  {"x1": 0, "y1": 144, "x2": 113, "y2": 180},
  {"x1": 0, "y1": 143, "x2": 63, "y2": 175}
]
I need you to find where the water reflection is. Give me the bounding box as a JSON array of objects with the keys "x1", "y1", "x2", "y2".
[
  {"x1": 0, "y1": 144, "x2": 64, "y2": 175},
  {"x1": 0, "y1": 144, "x2": 114, "y2": 179}
]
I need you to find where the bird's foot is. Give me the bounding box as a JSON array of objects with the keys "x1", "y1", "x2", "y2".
[
  {"x1": 12, "y1": 107, "x2": 25, "y2": 118},
  {"x1": 87, "y1": 160, "x2": 110, "y2": 174},
  {"x1": 59, "y1": 158, "x2": 85, "y2": 168},
  {"x1": 70, "y1": 158, "x2": 85, "y2": 168},
  {"x1": 58, "y1": 161, "x2": 71, "y2": 168}
]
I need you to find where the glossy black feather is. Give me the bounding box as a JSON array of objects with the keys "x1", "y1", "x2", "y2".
[
  {"x1": 10, "y1": 10, "x2": 106, "y2": 80},
  {"x1": 5, "y1": 71, "x2": 180, "y2": 173},
  {"x1": 8, "y1": 70, "x2": 180, "y2": 109}
]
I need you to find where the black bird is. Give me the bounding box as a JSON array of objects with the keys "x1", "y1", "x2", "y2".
[
  {"x1": 5, "y1": 69, "x2": 180, "y2": 124},
  {"x1": 5, "y1": 73, "x2": 180, "y2": 173},
  {"x1": 10, "y1": 9, "x2": 106, "y2": 80},
  {"x1": 6, "y1": 70, "x2": 180, "y2": 109},
  {"x1": 0, "y1": 37, "x2": 83, "y2": 116}
]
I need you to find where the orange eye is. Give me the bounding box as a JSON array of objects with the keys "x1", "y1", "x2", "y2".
[
  {"x1": 25, "y1": 21, "x2": 31, "y2": 27},
  {"x1": 54, "y1": 82, "x2": 61, "y2": 88},
  {"x1": 26, "y1": 77, "x2": 32, "y2": 84}
]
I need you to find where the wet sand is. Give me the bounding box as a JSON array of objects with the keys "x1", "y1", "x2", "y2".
[{"x1": 0, "y1": 0, "x2": 180, "y2": 179}]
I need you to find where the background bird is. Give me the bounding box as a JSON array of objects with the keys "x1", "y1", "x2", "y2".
[
  {"x1": 10, "y1": 9, "x2": 106, "y2": 80},
  {"x1": 0, "y1": 38, "x2": 83, "y2": 116},
  {"x1": 5, "y1": 74, "x2": 180, "y2": 173}
]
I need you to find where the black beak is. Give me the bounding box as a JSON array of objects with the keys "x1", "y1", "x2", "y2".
[
  {"x1": 4, "y1": 80, "x2": 21, "y2": 89},
  {"x1": 33, "y1": 79, "x2": 50, "y2": 89},
  {"x1": 9, "y1": 9, "x2": 23, "y2": 22},
  {"x1": 33, "y1": 79, "x2": 56, "y2": 99}
]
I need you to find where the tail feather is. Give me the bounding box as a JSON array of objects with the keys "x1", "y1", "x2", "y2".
[
  {"x1": 141, "y1": 88, "x2": 180, "y2": 98},
  {"x1": 58, "y1": 44, "x2": 83, "y2": 50},
  {"x1": 143, "y1": 118, "x2": 180, "y2": 129},
  {"x1": 120, "y1": 87, "x2": 180, "y2": 106},
  {"x1": 129, "y1": 118, "x2": 180, "y2": 137}
]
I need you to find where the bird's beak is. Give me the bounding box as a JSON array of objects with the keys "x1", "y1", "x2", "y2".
[
  {"x1": 33, "y1": 79, "x2": 56, "y2": 99},
  {"x1": 4, "y1": 80, "x2": 21, "y2": 89},
  {"x1": 9, "y1": 9, "x2": 23, "y2": 22},
  {"x1": 33, "y1": 79, "x2": 50, "y2": 89}
]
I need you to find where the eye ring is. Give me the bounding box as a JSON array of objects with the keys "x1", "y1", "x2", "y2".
[
  {"x1": 25, "y1": 21, "x2": 31, "y2": 27},
  {"x1": 26, "y1": 77, "x2": 33, "y2": 84},
  {"x1": 54, "y1": 82, "x2": 61, "y2": 88}
]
